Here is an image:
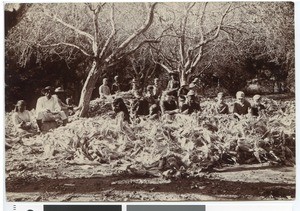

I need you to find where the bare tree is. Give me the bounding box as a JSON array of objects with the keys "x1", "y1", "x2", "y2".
[
  {"x1": 6, "y1": 3, "x2": 158, "y2": 117},
  {"x1": 127, "y1": 47, "x2": 157, "y2": 92},
  {"x1": 150, "y1": 2, "x2": 233, "y2": 84}
]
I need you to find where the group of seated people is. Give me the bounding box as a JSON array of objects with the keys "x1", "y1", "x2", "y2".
[
  {"x1": 12, "y1": 86, "x2": 75, "y2": 135},
  {"x1": 100, "y1": 74, "x2": 267, "y2": 123},
  {"x1": 12, "y1": 76, "x2": 267, "y2": 135},
  {"x1": 112, "y1": 84, "x2": 266, "y2": 124}
]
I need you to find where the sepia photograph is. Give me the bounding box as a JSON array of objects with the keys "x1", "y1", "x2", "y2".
[{"x1": 4, "y1": 2, "x2": 295, "y2": 201}]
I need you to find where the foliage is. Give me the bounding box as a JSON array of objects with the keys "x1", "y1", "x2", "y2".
[{"x1": 6, "y1": 98, "x2": 295, "y2": 179}]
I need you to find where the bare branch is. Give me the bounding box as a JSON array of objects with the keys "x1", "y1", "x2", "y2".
[
  {"x1": 43, "y1": 11, "x2": 94, "y2": 43},
  {"x1": 99, "y1": 4, "x2": 116, "y2": 60},
  {"x1": 199, "y1": 2, "x2": 208, "y2": 42},
  {"x1": 191, "y1": 46, "x2": 203, "y2": 69},
  {"x1": 180, "y1": 2, "x2": 196, "y2": 63},
  {"x1": 115, "y1": 3, "x2": 157, "y2": 53},
  {"x1": 116, "y1": 39, "x2": 159, "y2": 60},
  {"x1": 203, "y1": 4, "x2": 231, "y2": 45},
  {"x1": 193, "y1": 4, "x2": 231, "y2": 51},
  {"x1": 189, "y1": 4, "x2": 231, "y2": 69},
  {"x1": 150, "y1": 49, "x2": 173, "y2": 73},
  {"x1": 37, "y1": 42, "x2": 93, "y2": 57}
]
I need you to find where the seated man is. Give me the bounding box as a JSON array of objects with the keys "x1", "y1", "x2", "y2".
[
  {"x1": 181, "y1": 90, "x2": 201, "y2": 114},
  {"x1": 233, "y1": 91, "x2": 251, "y2": 119},
  {"x1": 214, "y1": 92, "x2": 229, "y2": 114},
  {"x1": 12, "y1": 100, "x2": 37, "y2": 135},
  {"x1": 251, "y1": 94, "x2": 266, "y2": 117},
  {"x1": 132, "y1": 92, "x2": 150, "y2": 118},
  {"x1": 99, "y1": 78, "x2": 111, "y2": 99},
  {"x1": 160, "y1": 91, "x2": 179, "y2": 115},
  {"x1": 36, "y1": 86, "x2": 68, "y2": 131},
  {"x1": 54, "y1": 87, "x2": 70, "y2": 117}
]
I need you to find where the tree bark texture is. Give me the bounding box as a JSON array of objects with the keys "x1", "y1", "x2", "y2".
[{"x1": 78, "y1": 60, "x2": 100, "y2": 117}]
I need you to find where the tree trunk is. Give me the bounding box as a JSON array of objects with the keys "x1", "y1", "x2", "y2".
[
  {"x1": 78, "y1": 60, "x2": 100, "y2": 117},
  {"x1": 180, "y1": 69, "x2": 190, "y2": 84}
]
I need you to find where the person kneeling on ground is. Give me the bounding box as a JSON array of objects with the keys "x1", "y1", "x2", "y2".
[
  {"x1": 12, "y1": 100, "x2": 37, "y2": 136},
  {"x1": 36, "y1": 86, "x2": 68, "y2": 131}
]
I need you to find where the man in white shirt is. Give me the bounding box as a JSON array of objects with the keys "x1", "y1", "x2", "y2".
[
  {"x1": 36, "y1": 86, "x2": 67, "y2": 131},
  {"x1": 99, "y1": 78, "x2": 110, "y2": 99}
]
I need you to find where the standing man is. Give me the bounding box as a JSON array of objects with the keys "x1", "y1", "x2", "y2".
[
  {"x1": 153, "y1": 78, "x2": 162, "y2": 100},
  {"x1": 99, "y1": 78, "x2": 111, "y2": 99},
  {"x1": 111, "y1": 76, "x2": 121, "y2": 94},
  {"x1": 167, "y1": 73, "x2": 180, "y2": 90},
  {"x1": 36, "y1": 86, "x2": 68, "y2": 131}
]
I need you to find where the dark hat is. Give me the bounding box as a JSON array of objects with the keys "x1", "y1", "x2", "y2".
[
  {"x1": 15, "y1": 100, "x2": 26, "y2": 107},
  {"x1": 42, "y1": 86, "x2": 53, "y2": 94},
  {"x1": 55, "y1": 87, "x2": 65, "y2": 93}
]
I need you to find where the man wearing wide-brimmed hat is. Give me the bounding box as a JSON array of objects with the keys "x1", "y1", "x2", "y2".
[{"x1": 36, "y1": 86, "x2": 68, "y2": 131}]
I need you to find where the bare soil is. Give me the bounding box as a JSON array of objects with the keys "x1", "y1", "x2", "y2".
[{"x1": 6, "y1": 164, "x2": 295, "y2": 202}]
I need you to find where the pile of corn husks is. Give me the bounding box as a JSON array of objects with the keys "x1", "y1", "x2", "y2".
[{"x1": 5, "y1": 98, "x2": 295, "y2": 179}]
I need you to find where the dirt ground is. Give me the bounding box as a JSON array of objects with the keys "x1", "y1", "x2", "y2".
[{"x1": 6, "y1": 163, "x2": 295, "y2": 202}]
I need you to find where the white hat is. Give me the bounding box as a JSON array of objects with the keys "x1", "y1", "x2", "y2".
[
  {"x1": 55, "y1": 87, "x2": 65, "y2": 93},
  {"x1": 236, "y1": 91, "x2": 245, "y2": 98},
  {"x1": 187, "y1": 90, "x2": 195, "y2": 96},
  {"x1": 253, "y1": 94, "x2": 261, "y2": 101}
]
